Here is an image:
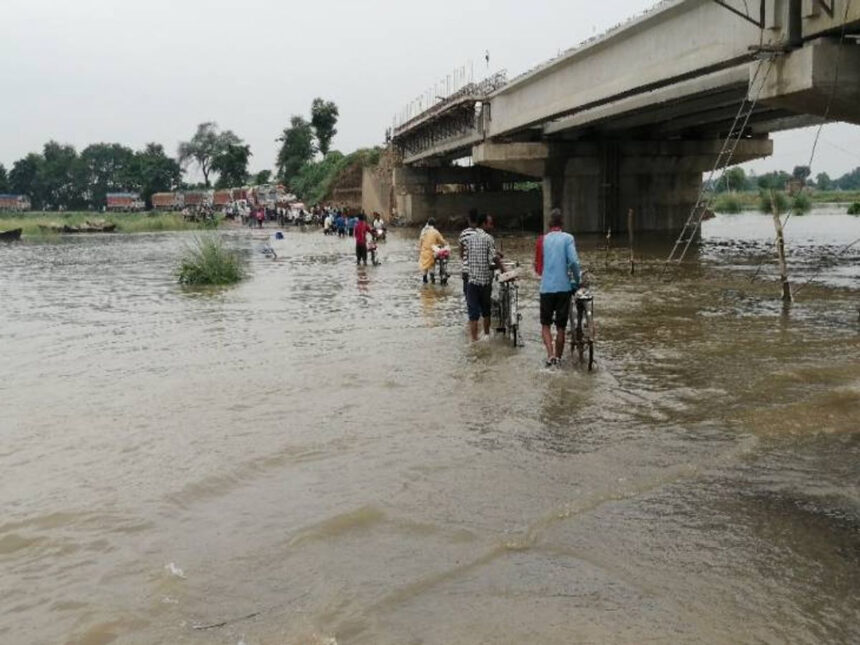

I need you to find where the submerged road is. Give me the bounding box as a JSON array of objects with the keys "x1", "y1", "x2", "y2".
[{"x1": 1, "y1": 213, "x2": 858, "y2": 644}]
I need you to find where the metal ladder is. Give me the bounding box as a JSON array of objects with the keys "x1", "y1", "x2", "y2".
[{"x1": 665, "y1": 60, "x2": 772, "y2": 266}]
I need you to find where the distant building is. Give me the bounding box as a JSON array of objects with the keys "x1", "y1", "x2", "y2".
[{"x1": 0, "y1": 194, "x2": 31, "y2": 211}]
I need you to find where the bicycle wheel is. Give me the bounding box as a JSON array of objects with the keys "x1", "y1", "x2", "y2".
[{"x1": 584, "y1": 309, "x2": 595, "y2": 370}]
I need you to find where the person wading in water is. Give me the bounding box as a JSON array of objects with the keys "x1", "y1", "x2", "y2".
[{"x1": 534, "y1": 208, "x2": 581, "y2": 366}]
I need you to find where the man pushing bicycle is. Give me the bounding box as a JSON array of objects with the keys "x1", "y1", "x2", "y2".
[{"x1": 534, "y1": 208, "x2": 581, "y2": 367}]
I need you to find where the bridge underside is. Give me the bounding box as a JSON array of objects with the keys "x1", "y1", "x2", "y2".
[{"x1": 473, "y1": 138, "x2": 772, "y2": 234}]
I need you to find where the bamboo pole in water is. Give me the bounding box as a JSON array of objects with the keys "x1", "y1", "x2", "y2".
[
  {"x1": 605, "y1": 227, "x2": 612, "y2": 269},
  {"x1": 627, "y1": 208, "x2": 635, "y2": 275},
  {"x1": 769, "y1": 189, "x2": 792, "y2": 302}
]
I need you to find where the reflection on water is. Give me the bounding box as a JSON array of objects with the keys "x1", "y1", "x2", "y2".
[{"x1": 0, "y1": 211, "x2": 858, "y2": 644}]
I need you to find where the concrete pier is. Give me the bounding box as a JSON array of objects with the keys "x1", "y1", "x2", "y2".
[{"x1": 474, "y1": 139, "x2": 773, "y2": 233}]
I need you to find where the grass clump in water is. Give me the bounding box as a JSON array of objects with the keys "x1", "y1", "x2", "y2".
[
  {"x1": 758, "y1": 190, "x2": 790, "y2": 215},
  {"x1": 847, "y1": 202, "x2": 860, "y2": 215},
  {"x1": 791, "y1": 191, "x2": 812, "y2": 215},
  {"x1": 712, "y1": 192, "x2": 743, "y2": 213},
  {"x1": 177, "y1": 236, "x2": 244, "y2": 286}
]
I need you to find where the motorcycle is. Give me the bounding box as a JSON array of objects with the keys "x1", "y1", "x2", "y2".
[
  {"x1": 430, "y1": 245, "x2": 450, "y2": 285},
  {"x1": 368, "y1": 239, "x2": 380, "y2": 266},
  {"x1": 374, "y1": 227, "x2": 387, "y2": 241}
]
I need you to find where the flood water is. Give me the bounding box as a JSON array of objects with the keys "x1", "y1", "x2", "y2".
[{"x1": 1, "y1": 210, "x2": 859, "y2": 645}]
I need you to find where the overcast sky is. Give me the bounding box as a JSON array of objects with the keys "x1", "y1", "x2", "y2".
[{"x1": 2, "y1": 0, "x2": 859, "y2": 179}]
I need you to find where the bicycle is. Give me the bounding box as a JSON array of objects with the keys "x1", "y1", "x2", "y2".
[
  {"x1": 569, "y1": 272, "x2": 595, "y2": 370},
  {"x1": 492, "y1": 260, "x2": 522, "y2": 347}
]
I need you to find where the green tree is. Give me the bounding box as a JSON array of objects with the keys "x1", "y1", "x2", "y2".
[
  {"x1": 10, "y1": 153, "x2": 44, "y2": 207},
  {"x1": 276, "y1": 116, "x2": 315, "y2": 185},
  {"x1": 836, "y1": 167, "x2": 860, "y2": 190},
  {"x1": 131, "y1": 143, "x2": 183, "y2": 208},
  {"x1": 78, "y1": 143, "x2": 136, "y2": 208},
  {"x1": 718, "y1": 166, "x2": 748, "y2": 192},
  {"x1": 212, "y1": 143, "x2": 251, "y2": 189},
  {"x1": 792, "y1": 165, "x2": 811, "y2": 182},
  {"x1": 177, "y1": 122, "x2": 242, "y2": 188},
  {"x1": 310, "y1": 98, "x2": 339, "y2": 156},
  {"x1": 39, "y1": 141, "x2": 82, "y2": 209},
  {"x1": 253, "y1": 169, "x2": 272, "y2": 185},
  {"x1": 757, "y1": 170, "x2": 791, "y2": 191},
  {"x1": 0, "y1": 164, "x2": 9, "y2": 193},
  {"x1": 815, "y1": 172, "x2": 832, "y2": 190}
]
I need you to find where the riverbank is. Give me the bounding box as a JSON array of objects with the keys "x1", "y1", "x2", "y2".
[
  {"x1": 0, "y1": 211, "x2": 221, "y2": 236},
  {"x1": 712, "y1": 190, "x2": 860, "y2": 213}
]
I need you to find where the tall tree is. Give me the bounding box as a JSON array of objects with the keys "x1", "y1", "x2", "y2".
[
  {"x1": 792, "y1": 165, "x2": 811, "y2": 182},
  {"x1": 718, "y1": 166, "x2": 748, "y2": 192},
  {"x1": 253, "y1": 169, "x2": 272, "y2": 185},
  {"x1": 310, "y1": 98, "x2": 339, "y2": 156},
  {"x1": 815, "y1": 172, "x2": 832, "y2": 190},
  {"x1": 39, "y1": 141, "x2": 82, "y2": 209},
  {"x1": 78, "y1": 143, "x2": 136, "y2": 208},
  {"x1": 835, "y1": 167, "x2": 860, "y2": 190},
  {"x1": 0, "y1": 164, "x2": 9, "y2": 193},
  {"x1": 212, "y1": 143, "x2": 251, "y2": 189},
  {"x1": 276, "y1": 116, "x2": 315, "y2": 185},
  {"x1": 9, "y1": 153, "x2": 44, "y2": 207},
  {"x1": 177, "y1": 122, "x2": 242, "y2": 188},
  {"x1": 131, "y1": 143, "x2": 183, "y2": 208}
]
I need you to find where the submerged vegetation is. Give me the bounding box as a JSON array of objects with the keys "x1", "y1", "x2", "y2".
[
  {"x1": 758, "y1": 190, "x2": 790, "y2": 215},
  {"x1": 712, "y1": 192, "x2": 743, "y2": 213},
  {"x1": 0, "y1": 212, "x2": 219, "y2": 236},
  {"x1": 791, "y1": 191, "x2": 812, "y2": 215},
  {"x1": 757, "y1": 191, "x2": 811, "y2": 216},
  {"x1": 177, "y1": 236, "x2": 244, "y2": 286}
]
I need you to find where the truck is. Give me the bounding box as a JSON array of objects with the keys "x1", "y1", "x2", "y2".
[
  {"x1": 151, "y1": 192, "x2": 183, "y2": 210},
  {"x1": 183, "y1": 190, "x2": 214, "y2": 208},
  {"x1": 213, "y1": 189, "x2": 233, "y2": 209},
  {"x1": 106, "y1": 192, "x2": 144, "y2": 212},
  {"x1": 0, "y1": 194, "x2": 31, "y2": 212}
]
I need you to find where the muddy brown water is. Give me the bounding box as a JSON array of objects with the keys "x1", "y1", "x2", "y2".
[{"x1": 1, "y1": 211, "x2": 858, "y2": 644}]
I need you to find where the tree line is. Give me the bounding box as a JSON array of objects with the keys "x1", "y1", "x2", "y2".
[
  {"x1": 0, "y1": 97, "x2": 341, "y2": 210},
  {"x1": 714, "y1": 164, "x2": 860, "y2": 193}
]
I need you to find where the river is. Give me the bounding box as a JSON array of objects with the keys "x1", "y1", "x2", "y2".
[{"x1": 1, "y1": 210, "x2": 858, "y2": 644}]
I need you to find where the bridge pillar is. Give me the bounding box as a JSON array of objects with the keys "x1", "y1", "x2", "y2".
[{"x1": 473, "y1": 139, "x2": 772, "y2": 234}]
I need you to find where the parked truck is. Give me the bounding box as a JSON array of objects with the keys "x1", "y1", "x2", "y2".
[
  {"x1": 151, "y1": 192, "x2": 183, "y2": 211},
  {"x1": 106, "y1": 192, "x2": 145, "y2": 212},
  {"x1": 0, "y1": 194, "x2": 31, "y2": 212}
]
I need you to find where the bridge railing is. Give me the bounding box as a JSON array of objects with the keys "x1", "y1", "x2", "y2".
[{"x1": 392, "y1": 70, "x2": 508, "y2": 136}]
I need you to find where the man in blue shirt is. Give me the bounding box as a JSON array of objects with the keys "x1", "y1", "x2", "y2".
[{"x1": 534, "y1": 209, "x2": 581, "y2": 366}]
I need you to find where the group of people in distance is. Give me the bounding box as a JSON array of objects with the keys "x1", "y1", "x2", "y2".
[
  {"x1": 323, "y1": 209, "x2": 386, "y2": 241},
  {"x1": 321, "y1": 209, "x2": 387, "y2": 266},
  {"x1": 430, "y1": 207, "x2": 580, "y2": 367}
]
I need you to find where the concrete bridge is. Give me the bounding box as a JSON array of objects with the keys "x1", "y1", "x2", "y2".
[{"x1": 389, "y1": 0, "x2": 860, "y2": 233}]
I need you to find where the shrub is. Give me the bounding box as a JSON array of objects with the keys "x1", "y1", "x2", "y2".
[
  {"x1": 177, "y1": 236, "x2": 244, "y2": 285},
  {"x1": 758, "y1": 190, "x2": 790, "y2": 215},
  {"x1": 712, "y1": 192, "x2": 743, "y2": 213},
  {"x1": 847, "y1": 202, "x2": 860, "y2": 215},
  {"x1": 791, "y1": 192, "x2": 812, "y2": 215}
]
